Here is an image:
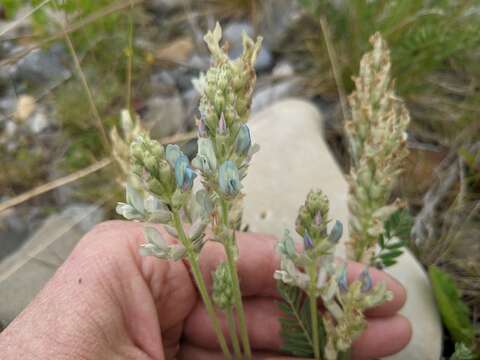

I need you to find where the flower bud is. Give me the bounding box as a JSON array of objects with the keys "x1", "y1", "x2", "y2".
[
  {"x1": 198, "y1": 116, "x2": 208, "y2": 137},
  {"x1": 130, "y1": 141, "x2": 144, "y2": 161},
  {"x1": 218, "y1": 160, "x2": 241, "y2": 197},
  {"x1": 234, "y1": 124, "x2": 252, "y2": 156},
  {"x1": 306, "y1": 190, "x2": 329, "y2": 217},
  {"x1": 303, "y1": 230, "x2": 314, "y2": 249},
  {"x1": 337, "y1": 265, "x2": 349, "y2": 292},
  {"x1": 214, "y1": 90, "x2": 225, "y2": 112},
  {"x1": 217, "y1": 112, "x2": 228, "y2": 136},
  {"x1": 193, "y1": 138, "x2": 217, "y2": 173},
  {"x1": 212, "y1": 262, "x2": 234, "y2": 310},
  {"x1": 328, "y1": 220, "x2": 343, "y2": 244},
  {"x1": 151, "y1": 142, "x2": 164, "y2": 159},
  {"x1": 360, "y1": 266, "x2": 373, "y2": 292},
  {"x1": 166, "y1": 144, "x2": 183, "y2": 168},
  {"x1": 144, "y1": 155, "x2": 157, "y2": 174},
  {"x1": 147, "y1": 178, "x2": 166, "y2": 196},
  {"x1": 158, "y1": 160, "x2": 173, "y2": 189}
]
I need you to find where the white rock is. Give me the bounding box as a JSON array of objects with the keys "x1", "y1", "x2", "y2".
[
  {"x1": 242, "y1": 99, "x2": 442, "y2": 360},
  {"x1": 251, "y1": 78, "x2": 302, "y2": 114}
]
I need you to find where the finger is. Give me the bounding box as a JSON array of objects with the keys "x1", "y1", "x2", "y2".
[
  {"x1": 199, "y1": 231, "x2": 406, "y2": 316},
  {"x1": 184, "y1": 297, "x2": 282, "y2": 350},
  {"x1": 352, "y1": 314, "x2": 412, "y2": 359},
  {"x1": 199, "y1": 231, "x2": 280, "y2": 297},
  {"x1": 178, "y1": 343, "x2": 289, "y2": 360},
  {"x1": 185, "y1": 296, "x2": 411, "y2": 359},
  {"x1": 346, "y1": 263, "x2": 406, "y2": 317}
]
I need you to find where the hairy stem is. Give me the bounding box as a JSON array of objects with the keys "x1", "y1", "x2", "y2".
[
  {"x1": 226, "y1": 308, "x2": 242, "y2": 359},
  {"x1": 172, "y1": 211, "x2": 232, "y2": 359},
  {"x1": 308, "y1": 265, "x2": 321, "y2": 360},
  {"x1": 338, "y1": 350, "x2": 352, "y2": 360},
  {"x1": 220, "y1": 198, "x2": 252, "y2": 359}
]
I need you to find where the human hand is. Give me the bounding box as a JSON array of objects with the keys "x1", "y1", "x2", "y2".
[{"x1": 0, "y1": 221, "x2": 411, "y2": 359}]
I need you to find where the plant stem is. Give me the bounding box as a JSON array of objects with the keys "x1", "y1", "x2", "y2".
[
  {"x1": 172, "y1": 211, "x2": 232, "y2": 359},
  {"x1": 220, "y1": 199, "x2": 252, "y2": 360},
  {"x1": 226, "y1": 308, "x2": 242, "y2": 359},
  {"x1": 338, "y1": 350, "x2": 352, "y2": 360},
  {"x1": 308, "y1": 265, "x2": 321, "y2": 360}
]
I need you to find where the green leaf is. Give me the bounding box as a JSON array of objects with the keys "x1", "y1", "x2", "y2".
[
  {"x1": 449, "y1": 343, "x2": 477, "y2": 360},
  {"x1": 372, "y1": 209, "x2": 413, "y2": 268},
  {"x1": 276, "y1": 282, "x2": 326, "y2": 358},
  {"x1": 429, "y1": 265, "x2": 475, "y2": 346},
  {"x1": 385, "y1": 208, "x2": 413, "y2": 243}
]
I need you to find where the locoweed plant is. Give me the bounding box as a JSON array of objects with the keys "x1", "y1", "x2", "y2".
[
  {"x1": 275, "y1": 191, "x2": 393, "y2": 359},
  {"x1": 275, "y1": 34, "x2": 409, "y2": 359},
  {"x1": 345, "y1": 33, "x2": 412, "y2": 266},
  {"x1": 117, "y1": 23, "x2": 261, "y2": 359},
  {"x1": 117, "y1": 25, "x2": 402, "y2": 360}
]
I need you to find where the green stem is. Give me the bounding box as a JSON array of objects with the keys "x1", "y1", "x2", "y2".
[
  {"x1": 220, "y1": 199, "x2": 252, "y2": 360},
  {"x1": 338, "y1": 349, "x2": 352, "y2": 360},
  {"x1": 172, "y1": 211, "x2": 232, "y2": 360},
  {"x1": 226, "y1": 308, "x2": 242, "y2": 359},
  {"x1": 308, "y1": 265, "x2": 321, "y2": 360}
]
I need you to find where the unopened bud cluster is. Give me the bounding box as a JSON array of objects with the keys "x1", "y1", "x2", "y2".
[
  {"x1": 193, "y1": 23, "x2": 261, "y2": 203},
  {"x1": 212, "y1": 262, "x2": 235, "y2": 310},
  {"x1": 345, "y1": 33, "x2": 410, "y2": 263}
]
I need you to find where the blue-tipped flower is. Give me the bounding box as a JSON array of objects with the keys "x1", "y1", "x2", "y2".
[
  {"x1": 166, "y1": 144, "x2": 183, "y2": 168},
  {"x1": 175, "y1": 155, "x2": 197, "y2": 192},
  {"x1": 303, "y1": 230, "x2": 314, "y2": 249},
  {"x1": 217, "y1": 112, "x2": 228, "y2": 135},
  {"x1": 234, "y1": 124, "x2": 252, "y2": 156},
  {"x1": 218, "y1": 160, "x2": 241, "y2": 197},
  {"x1": 328, "y1": 220, "x2": 343, "y2": 244},
  {"x1": 193, "y1": 138, "x2": 217, "y2": 173},
  {"x1": 360, "y1": 266, "x2": 373, "y2": 292},
  {"x1": 198, "y1": 116, "x2": 208, "y2": 137},
  {"x1": 337, "y1": 265, "x2": 349, "y2": 292}
]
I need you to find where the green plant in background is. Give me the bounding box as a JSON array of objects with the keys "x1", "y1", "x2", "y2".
[
  {"x1": 295, "y1": 0, "x2": 480, "y2": 145},
  {"x1": 1, "y1": 1, "x2": 151, "y2": 203},
  {"x1": 450, "y1": 343, "x2": 477, "y2": 360},
  {"x1": 344, "y1": 33, "x2": 411, "y2": 266},
  {"x1": 429, "y1": 265, "x2": 479, "y2": 358}
]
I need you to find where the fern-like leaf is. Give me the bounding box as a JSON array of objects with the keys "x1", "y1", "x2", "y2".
[
  {"x1": 277, "y1": 281, "x2": 326, "y2": 357},
  {"x1": 373, "y1": 208, "x2": 413, "y2": 268}
]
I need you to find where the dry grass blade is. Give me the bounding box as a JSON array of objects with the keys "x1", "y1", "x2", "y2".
[
  {"x1": 52, "y1": 0, "x2": 110, "y2": 150},
  {"x1": 0, "y1": 0, "x2": 144, "y2": 67},
  {"x1": 0, "y1": 0, "x2": 52, "y2": 38},
  {"x1": 0, "y1": 158, "x2": 113, "y2": 214},
  {"x1": 319, "y1": 16, "x2": 348, "y2": 122},
  {"x1": 0, "y1": 131, "x2": 197, "y2": 214}
]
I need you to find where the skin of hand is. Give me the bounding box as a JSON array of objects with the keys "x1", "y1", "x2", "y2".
[{"x1": 0, "y1": 221, "x2": 411, "y2": 360}]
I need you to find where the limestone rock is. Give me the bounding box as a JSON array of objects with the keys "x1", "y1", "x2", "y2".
[{"x1": 242, "y1": 99, "x2": 442, "y2": 360}]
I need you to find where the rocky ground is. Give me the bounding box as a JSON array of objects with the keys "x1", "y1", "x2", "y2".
[{"x1": 0, "y1": 0, "x2": 306, "y2": 260}]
